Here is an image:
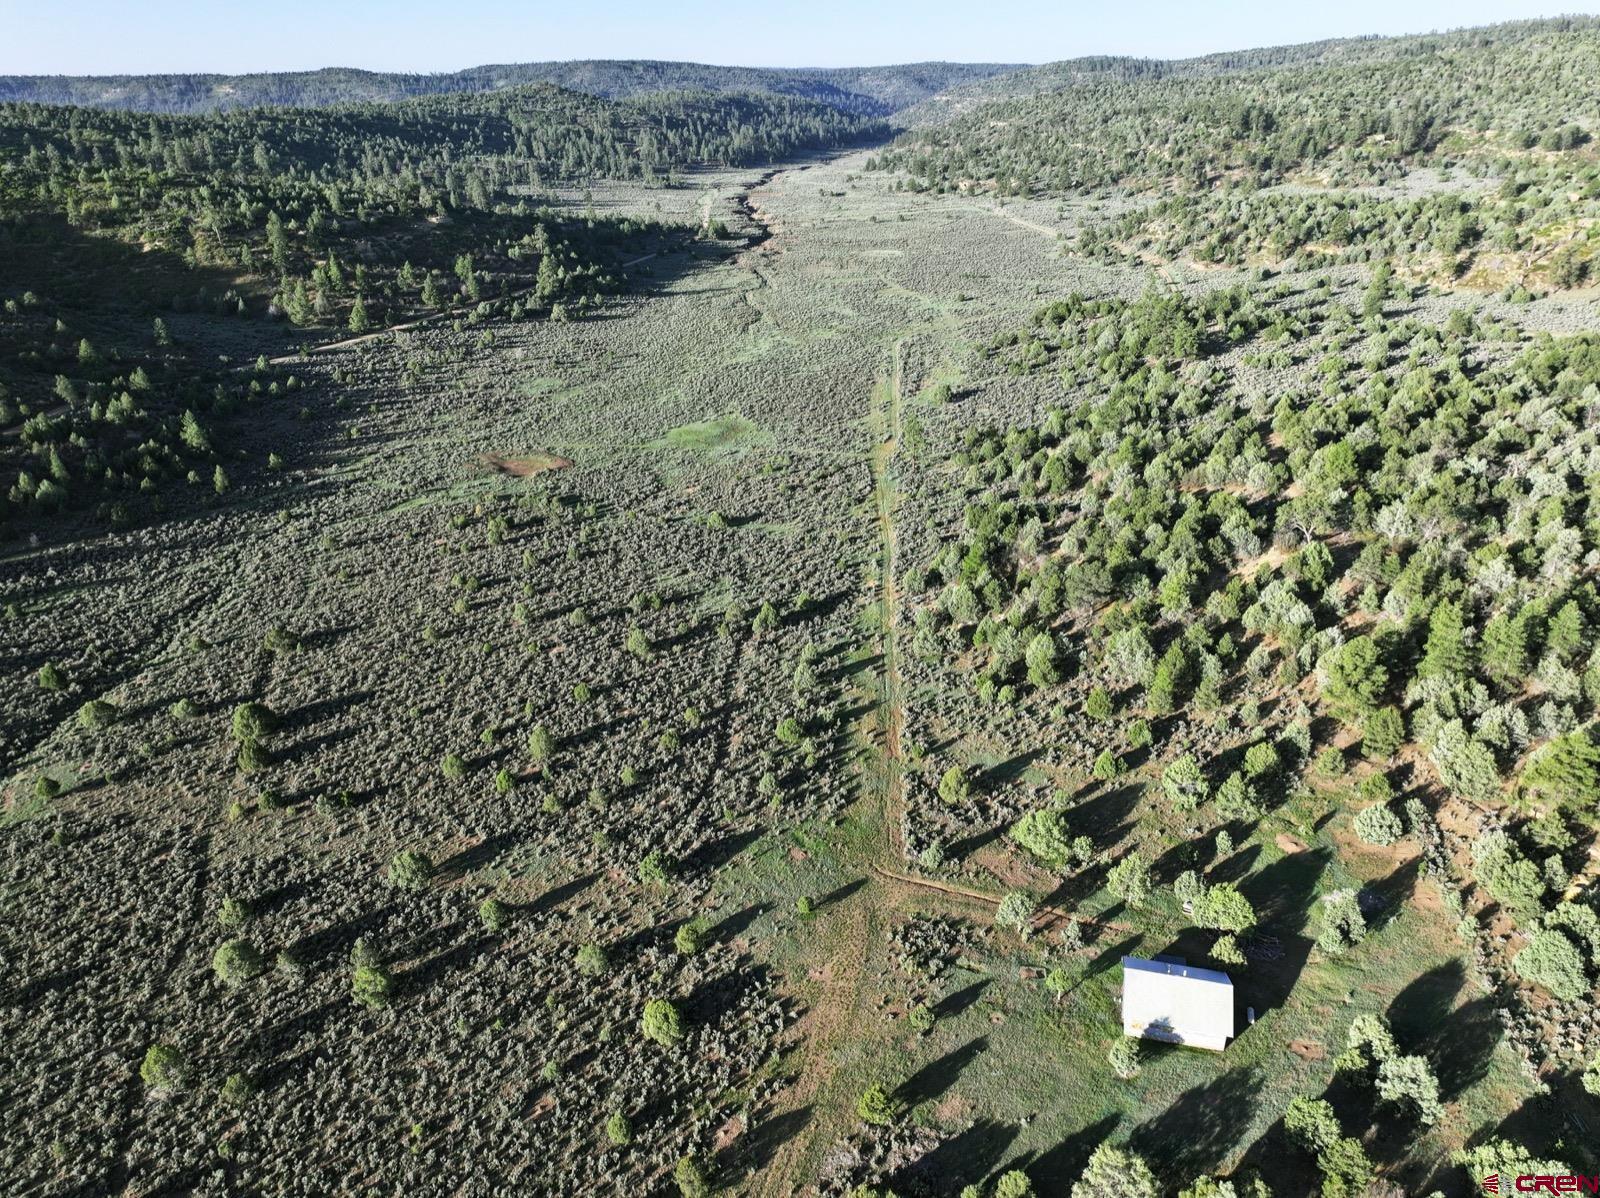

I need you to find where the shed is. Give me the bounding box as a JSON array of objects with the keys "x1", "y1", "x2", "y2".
[{"x1": 1120, "y1": 956, "x2": 1234, "y2": 1052}]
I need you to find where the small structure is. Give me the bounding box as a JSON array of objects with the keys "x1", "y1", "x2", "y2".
[{"x1": 1120, "y1": 956, "x2": 1234, "y2": 1052}]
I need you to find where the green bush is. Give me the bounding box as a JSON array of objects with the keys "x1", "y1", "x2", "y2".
[
  {"x1": 212, "y1": 938, "x2": 267, "y2": 987},
  {"x1": 231, "y1": 701, "x2": 278, "y2": 742},
  {"x1": 77, "y1": 699, "x2": 119, "y2": 729},
  {"x1": 387, "y1": 850, "x2": 435, "y2": 891},
  {"x1": 1514, "y1": 928, "x2": 1588, "y2": 1000},
  {"x1": 352, "y1": 963, "x2": 394, "y2": 1008},
  {"x1": 641, "y1": 998, "x2": 684, "y2": 1045},
  {"x1": 855, "y1": 1081, "x2": 902, "y2": 1125},
  {"x1": 140, "y1": 1044, "x2": 188, "y2": 1090},
  {"x1": 1108, "y1": 1036, "x2": 1142, "y2": 1079},
  {"x1": 1353, "y1": 803, "x2": 1402, "y2": 846}
]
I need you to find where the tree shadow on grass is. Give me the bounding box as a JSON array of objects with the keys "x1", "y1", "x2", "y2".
[
  {"x1": 525, "y1": 871, "x2": 598, "y2": 917},
  {"x1": 687, "y1": 963, "x2": 771, "y2": 1028},
  {"x1": 692, "y1": 826, "x2": 763, "y2": 871},
  {"x1": 816, "y1": 875, "x2": 867, "y2": 910},
  {"x1": 1364, "y1": 855, "x2": 1420, "y2": 934},
  {"x1": 1128, "y1": 1064, "x2": 1265, "y2": 1181},
  {"x1": 1019, "y1": 1113, "x2": 1122, "y2": 1195},
  {"x1": 437, "y1": 830, "x2": 520, "y2": 879},
  {"x1": 947, "y1": 822, "x2": 1005, "y2": 861},
  {"x1": 1238, "y1": 846, "x2": 1327, "y2": 1011},
  {"x1": 897, "y1": 1035, "x2": 988, "y2": 1107},
  {"x1": 1208, "y1": 842, "x2": 1261, "y2": 886},
  {"x1": 1387, "y1": 959, "x2": 1502, "y2": 1102},
  {"x1": 1071, "y1": 781, "x2": 1143, "y2": 852},
  {"x1": 933, "y1": 978, "x2": 990, "y2": 1020},
  {"x1": 981, "y1": 746, "x2": 1048, "y2": 791},
  {"x1": 709, "y1": 901, "x2": 771, "y2": 943},
  {"x1": 407, "y1": 931, "x2": 497, "y2": 992},
  {"x1": 896, "y1": 1117, "x2": 1021, "y2": 1194},
  {"x1": 287, "y1": 899, "x2": 398, "y2": 964},
  {"x1": 735, "y1": 1105, "x2": 814, "y2": 1173}
]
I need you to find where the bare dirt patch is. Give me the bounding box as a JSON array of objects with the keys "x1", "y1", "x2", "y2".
[
  {"x1": 477, "y1": 451, "x2": 573, "y2": 478},
  {"x1": 1289, "y1": 1039, "x2": 1325, "y2": 1061}
]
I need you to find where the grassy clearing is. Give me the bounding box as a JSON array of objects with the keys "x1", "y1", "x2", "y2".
[{"x1": 654, "y1": 412, "x2": 768, "y2": 452}]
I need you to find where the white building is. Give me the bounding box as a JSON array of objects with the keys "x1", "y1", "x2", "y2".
[{"x1": 1120, "y1": 956, "x2": 1235, "y2": 1052}]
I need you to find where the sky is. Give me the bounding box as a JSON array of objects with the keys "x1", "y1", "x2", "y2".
[{"x1": 0, "y1": 0, "x2": 1594, "y2": 75}]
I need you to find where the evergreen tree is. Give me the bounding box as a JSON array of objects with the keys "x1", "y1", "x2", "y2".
[{"x1": 1419, "y1": 600, "x2": 1470, "y2": 679}]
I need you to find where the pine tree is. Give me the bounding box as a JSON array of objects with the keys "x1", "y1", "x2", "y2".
[
  {"x1": 1419, "y1": 600, "x2": 1469, "y2": 679},
  {"x1": 1480, "y1": 611, "x2": 1527, "y2": 688},
  {"x1": 266, "y1": 210, "x2": 289, "y2": 273},
  {"x1": 1547, "y1": 600, "x2": 1586, "y2": 662}
]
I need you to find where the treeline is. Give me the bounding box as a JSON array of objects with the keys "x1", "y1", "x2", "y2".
[
  {"x1": 0, "y1": 60, "x2": 1018, "y2": 118},
  {"x1": 876, "y1": 18, "x2": 1600, "y2": 192}
]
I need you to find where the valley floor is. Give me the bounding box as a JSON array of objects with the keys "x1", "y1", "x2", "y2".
[{"x1": 1, "y1": 152, "x2": 1552, "y2": 1196}]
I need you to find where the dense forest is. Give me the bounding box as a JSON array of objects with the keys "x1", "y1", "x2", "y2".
[
  {"x1": 878, "y1": 19, "x2": 1600, "y2": 190},
  {"x1": 0, "y1": 60, "x2": 1020, "y2": 118},
  {"x1": 0, "y1": 84, "x2": 881, "y2": 530}
]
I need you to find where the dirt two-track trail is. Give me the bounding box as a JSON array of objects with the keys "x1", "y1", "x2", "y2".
[
  {"x1": 732, "y1": 161, "x2": 1122, "y2": 1197},
  {"x1": 0, "y1": 146, "x2": 1130, "y2": 1198}
]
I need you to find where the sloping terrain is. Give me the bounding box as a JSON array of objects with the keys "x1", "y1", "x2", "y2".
[{"x1": 0, "y1": 60, "x2": 1022, "y2": 117}]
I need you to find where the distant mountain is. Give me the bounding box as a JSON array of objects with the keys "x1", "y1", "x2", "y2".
[{"x1": 0, "y1": 60, "x2": 1024, "y2": 117}]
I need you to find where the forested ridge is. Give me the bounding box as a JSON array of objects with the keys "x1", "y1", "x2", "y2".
[
  {"x1": 0, "y1": 60, "x2": 1020, "y2": 118},
  {"x1": 880, "y1": 18, "x2": 1600, "y2": 188}
]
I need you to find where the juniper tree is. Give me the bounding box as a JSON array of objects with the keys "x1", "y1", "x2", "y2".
[
  {"x1": 996, "y1": 891, "x2": 1036, "y2": 935},
  {"x1": 641, "y1": 998, "x2": 684, "y2": 1045},
  {"x1": 1106, "y1": 853, "x2": 1151, "y2": 906},
  {"x1": 478, "y1": 897, "x2": 510, "y2": 932},
  {"x1": 1354, "y1": 803, "x2": 1402, "y2": 846},
  {"x1": 672, "y1": 1155, "x2": 708, "y2": 1198},
  {"x1": 140, "y1": 1044, "x2": 189, "y2": 1091},
  {"x1": 1074, "y1": 1143, "x2": 1157, "y2": 1198},
  {"x1": 1514, "y1": 928, "x2": 1587, "y2": 1000},
  {"x1": 1010, "y1": 809, "x2": 1075, "y2": 867},
  {"x1": 77, "y1": 699, "x2": 118, "y2": 729},
  {"x1": 1361, "y1": 707, "x2": 1405, "y2": 759},
  {"x1": 604, "y1": 1111, "x2": 632, "y2": 1146},
  {"x1": 1161, "y1": 754, "x2": 1209, "y2": 810},
  {"x1": 1108, "y1": 1036, "x2": 1142, "y2": 1079},
  {"x1": 352, "y1": 962, "x2": 394, "y2": 1008},
  {"x1": 388, "y1": 850, "x2": 435, "y2": 891},
  {"x1": 527, "y1": 723, "x2": 555, "y2": 762},
  {"x1": 212, "y1": 938, "x2": 267, "y2": 987}
]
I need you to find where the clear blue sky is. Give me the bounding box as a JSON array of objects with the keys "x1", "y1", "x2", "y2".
[{"x1": 0, "y1": 0, "x2": 1593, "y2": 74}]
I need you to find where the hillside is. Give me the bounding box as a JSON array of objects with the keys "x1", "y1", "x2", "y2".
[
  {"x1": 887, "y1": 17, "x2": 1600, "y2": 164},
  {"x1": 0, "y1": 59, "x2": 1022, "y2": 117}
]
